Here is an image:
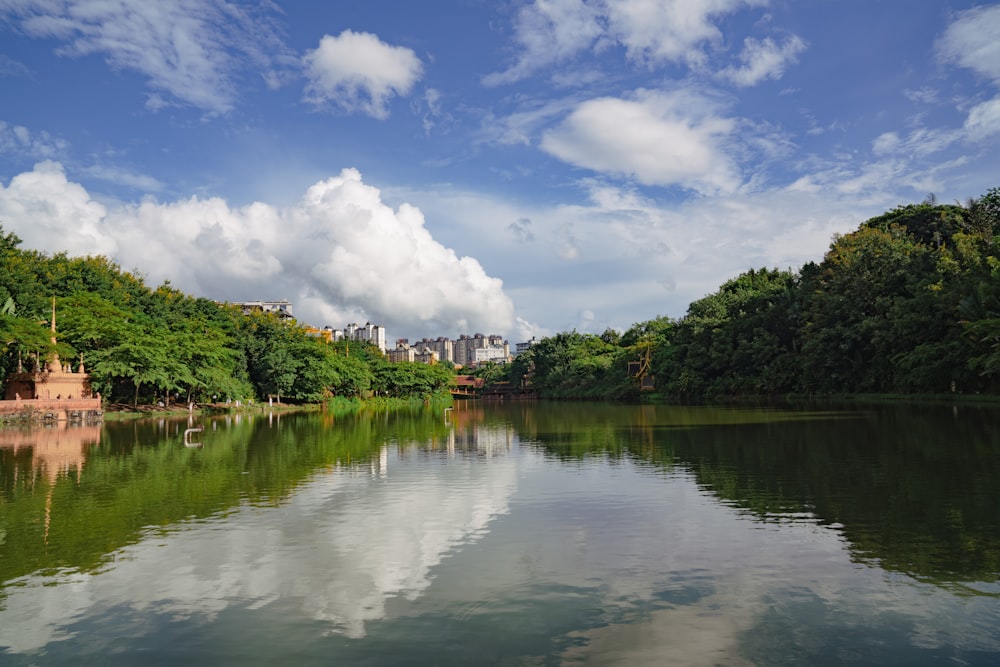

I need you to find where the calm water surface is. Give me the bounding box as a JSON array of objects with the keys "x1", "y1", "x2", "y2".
[{"x1": 1, "y1": 401, "x2": 999, "y2": 665}]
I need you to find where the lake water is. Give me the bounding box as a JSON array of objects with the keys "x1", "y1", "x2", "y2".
[{"x1": 1, "y1": 401, "x2": 999, "y2": 665}]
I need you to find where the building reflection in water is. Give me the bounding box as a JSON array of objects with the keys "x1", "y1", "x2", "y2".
[
  {"x1": 443, "y1": 402, "x2": 514, "y2": 458},
  {"x1": 0, "y1": 422, "x2": 100, "y2": 486},
  {"x1": 0, "y1": 422, "x2": 102, "y2": 540}
]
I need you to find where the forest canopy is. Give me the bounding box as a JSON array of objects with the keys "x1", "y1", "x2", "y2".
[
  {"x1": 0, "y1": 229, "x2": 453, "y2": 407},
  {"x1": 4, "y1": 187, "x2": 1000, "y2": 405},
  {"x1": 503, "y1": 188, "x2": 1000, "y2": 400}
]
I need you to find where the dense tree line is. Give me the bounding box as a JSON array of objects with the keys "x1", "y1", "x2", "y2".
[
  {"x1": 5, "y1": 187, "x2": 999, "y2": 405},
  {"x1": 512, "y1": 188, "x2": 1000, "y2": 400},
  {"x1": 0, "y1": 230, "x2": 453, "y2": 407}
]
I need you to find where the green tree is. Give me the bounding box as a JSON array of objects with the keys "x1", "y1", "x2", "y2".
[
  {"x1": 660, "y1": 268, "x2": 799, "y2": 398},
  {"x1": 88, "y1": 323, "x2": 172, "y2": 407}
]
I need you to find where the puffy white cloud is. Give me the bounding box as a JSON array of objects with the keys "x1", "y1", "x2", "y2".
[
  {"x1": 717, "y1": 35, "x2": 807, "y2": 87},
  {"x1": 303, "y1": 30, "x2": 423, "y2": 119},
  {"x1": 937, "y1": 4, "x2": 1000, "y2": 85},
  {"x1": 540, "y1": 89, "x2": 740, "y2": 194},
  {"x1": 0, "y1": 163, "x2": 515, "y2": 338},
  {"x1": 0, "y1": 0, "x2": 289, "y2": 114},
  {"x1": 0, "y1": 161, "x2": 115, "y2": 257}
]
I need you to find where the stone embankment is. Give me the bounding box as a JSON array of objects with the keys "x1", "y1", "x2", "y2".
[{"x1": 0, "y1": 397, "x2": 103, "y2": 423}]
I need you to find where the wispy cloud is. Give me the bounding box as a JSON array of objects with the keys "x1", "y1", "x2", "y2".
[
  {"x1": 484, "y1": 0, "x2": 768, "y2": 85},
  {"x1": 482, "y1": 0, "x2": 603, "y2": 86},
  {"x1": 937, "y1": 4, "x2": 1000, "y2": 85},
  {"x1": 0, "y1": 120, "x2": 68, "y2": 159},
  {"x1": 507, "y1": 217, "x2": 536, "y2": 243},
  {"x1": 937, "y1": 4, "x2": 1000, "y2": 142},
  {"x1": 79, "y1": 164, "x2": 164, "y2": 192},
  {"x1": 963, "y1": 98, "x2": 1000, "y2": 140},
  {"x1": 871, "y1": 127, "x2": 962, "y2": 159},
  {"x1": 717, "y1": 35, "x2": 806, "y2": 87},
  {"x1": 904, "y1": 87, "x2": 939, "y2": 105},
  {"x1": 303, "y1": 30, "x2": 423, "y2": 119},
  {"x1": 0, "y1": 0, "x2": 290, "y2": 114},
  {"x1": 0, "y1": 54, "x2": 32, "y2": 78},
  {"x1": 603, "y1": 0, "x2": 766, "y2": 68}
]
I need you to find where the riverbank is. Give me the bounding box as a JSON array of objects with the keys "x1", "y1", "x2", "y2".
[
  {"x1": 0, "y1": 396, "x2": 103, "y2": 424},
  {"x1": 98, "y1": 400, "x2": 316, "y2": 421},
  {"x1": 656, "y1": 392, "x2": 1000, "y2": 408},
  {"x1": 98, "y1": 392, "x2": 454, "y2": 421}
]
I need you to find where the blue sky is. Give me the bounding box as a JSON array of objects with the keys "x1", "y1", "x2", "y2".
[{"x1": 1, "y1": 1, "x2": 999, "y2": 344}]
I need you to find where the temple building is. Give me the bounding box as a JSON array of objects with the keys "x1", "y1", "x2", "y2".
[
  {"x1": 3, "y1": 352, "x2": 94, "y2": 401},
  {"x1": 0, "y1": 300, "x2": 102, "y2": 422}
]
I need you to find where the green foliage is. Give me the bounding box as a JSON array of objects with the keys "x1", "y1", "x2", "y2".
[
  {"x1": 0, "y1": 312, "x2": 57, "y2": 359},
  {"x1": 4, "y1": 187, "x2": 1000, "y2": 406},
  {"x1": 371, "y1": 357, "x2": 455, "y2": 398},
  {"x1": 649, "y1": 191, "x2": 1000, "y2": 399},
  {"x1": 522, "y1": 330, "x2": 636, "y2": 399},
  {"x1": 0, "y1": 227, "x2": 445, "y2": 406},
  {"x1": 659, "y1": 268, "x2": 800, "y2": 398},
  {"x1": 862, "y1": 202, "x2": 968, "y2": 248},
  {"x1": 468, "y1": 360, "x2": 506, "y2": 387}
]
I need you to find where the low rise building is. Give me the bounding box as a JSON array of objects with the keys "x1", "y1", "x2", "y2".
[
  {"x1": 515, "y1": 337, "x2": 538, "y2": 355},
  {"x1": 473, "y1": 346, "x2": 509, "y2": 364}
]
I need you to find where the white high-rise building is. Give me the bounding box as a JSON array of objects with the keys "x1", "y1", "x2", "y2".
[{"x1": 330, "y1": 322, "x2": 387, "y2": 352}]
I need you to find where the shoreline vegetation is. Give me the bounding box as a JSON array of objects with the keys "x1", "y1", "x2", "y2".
[
  {"x1": 97, "y1": 392, "x2": 456, "y2": 421},
  {"x1": 2, "y1": 187, "x2": 1000, "y2": 412}
]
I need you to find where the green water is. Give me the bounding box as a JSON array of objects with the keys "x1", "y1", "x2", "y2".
[{"x1": 0, "y1": 401, "x2": 998, "y2": 665}]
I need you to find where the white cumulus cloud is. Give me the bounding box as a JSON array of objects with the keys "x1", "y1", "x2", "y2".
[
  {"x1": 303, "y1": 30, "x2": 423, "y2": 119},
  {"x1": 0, "y1": 163, "x2": 515, "y2": 338},
  {"x1": 540, "y1": 89, "x2": 740, "y2": 194},
  {"x1": 0, "y1": 161, "x2": 115, "y2": 256}
]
